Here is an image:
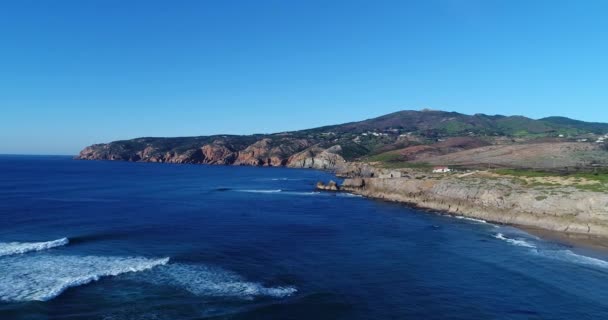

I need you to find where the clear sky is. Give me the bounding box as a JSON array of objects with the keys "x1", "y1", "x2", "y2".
[{"x1": 1, "y1": 0, "x2": 607, "y2": 155}]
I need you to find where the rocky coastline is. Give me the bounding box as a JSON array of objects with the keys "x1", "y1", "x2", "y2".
[
  {"x1": 317, "y1": 163, "x2": 608, "y2": 238},
  {"x1": 76, "y1": 139, "x2": 347, "y2": 170}
]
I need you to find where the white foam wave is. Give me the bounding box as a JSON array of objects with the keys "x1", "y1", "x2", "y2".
[
  {"x1": 337, "y1": 193, "x2": 363, "y2": 198},
  {"x1": 0, "y1": 238, "x2": 69, "y2": 257},
  {"x1": 492, "y1": 233, "x2": 608, "y2": 270},
  {"x1": 237, "y1": 189, "x2": 283, "y2": 194},
  {"x1": 493, "y1": 233, "x2": 537, "y2": 248},
  {"x1": 237, "y1": 189, "x2": 321, "y2": 196},
  {"x1": 536, "y1": 249, "x2": 608, "y2": 269},
  {"x1": 455, "y1": 216, "x2": 487, "y2": 224},
  {"x1": 133, "y1": 264, "x2": 297, "y2": 299},
  {"x1": 281, "y1": 191, "x2": 321, "y2": 196},
  {"x1": 0, "y1": 255, "x2": 169, "y2": 302}
]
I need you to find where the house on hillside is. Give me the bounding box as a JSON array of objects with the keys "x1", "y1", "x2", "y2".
[{"x1": 432, "y1": 166, "x2": 451, "y2": 173}]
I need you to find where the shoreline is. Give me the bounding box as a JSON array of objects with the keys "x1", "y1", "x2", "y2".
[
  {"x1": 326, "y1": 171, "x2": 608, "y2": 238},
  {"x1": 520, "y1": 226, "x2": 608, "y2": 253},
  {"x1": 337, "y1": 187, "x2": 608, "y2": 256}
]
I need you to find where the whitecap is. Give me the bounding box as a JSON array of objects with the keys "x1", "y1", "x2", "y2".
[
  {"x1": 259, "y1": 178, "x2": 304, "y2": 181},
  {"x1": 536, "y1": 249, "x2": 608, "y2": 269},
  {"x1": 0, "y1": 238, "x2": 69, "y2": 257},
  {"x1": 281, "y1": 191, "x2": 321, "y2": 196},
  {"x1": 455, "y1": 216, "x2": 487, "y2": 224},
  {"x1": 493, "y1": 233, "x2": 536, "y2": 248},
  {"x1": 132, "y1": 263, "x2": 297, "y2": 299},
  {"x1": 337, "y1": 193, "x2": 363, "y2": 198},
  {"x1": 492, "y1": 233, "x2": 608, "y2": 270},
  {"x1": 237, "y1": 189, "x2": 282, "y2": 194},
  {"x1": 0, "y1": 255, "x2": 169, "y2": 302},
  {"x1": 236, "y1": 189, "x2": 324, "y2": 197}
]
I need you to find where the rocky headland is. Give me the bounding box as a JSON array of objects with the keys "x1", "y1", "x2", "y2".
[
  {"x1": 76, "y1": 110, "x2": 608, "y2": 171},
  {"x1": 77, "y1": 137, "x2": 347, "y2": 170},
  {"x1": 325, "y1": 163, "x2": 608, "y2": 237}
]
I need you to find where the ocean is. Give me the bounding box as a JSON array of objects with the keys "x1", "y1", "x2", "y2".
[{"x1": 1, "y1": 155, "x2": 608, "y2": 319}]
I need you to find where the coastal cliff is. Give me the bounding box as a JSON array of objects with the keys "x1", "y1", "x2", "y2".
[
  {"x1": 77, "y1": 137, "x2": 347, "y2": 170},
  {"x1": 76, "y1": 110, "x2": 608, "y2": 171},
  {"x1": 334, "y1": 166, "x2": 608, "y2": 237}
]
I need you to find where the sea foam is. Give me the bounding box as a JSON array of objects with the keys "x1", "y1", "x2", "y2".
[
  {"x1": 493, "y1": 233, "x2": 537, "y2": 248},
  {"x1": 455, "y1": 216, "x2": 487, "y2": 224},
  {"x1": 132, "y1": 263, "x2": 297, "y2": 299},
  {"x1": 337, "y1": 193, "x2": 363, "y2": 198},
  {"x1": 537, "y1": 249, "x2": 608, "y2": 269},
  {"x1": 237, "y1": 189, "x2": 283, "y2": 194},
  {"x1": 492, "y1": 233, "x2": 608, "y2": 270},
  {"x1": 237, "y1": 189, "x2": 321, "y2": 196},
  {"x1": 0, "y1": 254, "x2": 169, "y2": 302},
  {"x1": 0, "y1": 238, "x2": 69, "y2": 257}
]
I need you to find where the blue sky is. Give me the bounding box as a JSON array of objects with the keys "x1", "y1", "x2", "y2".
[{"x1": 1, "y1": 0, "x2": 607, "y2": 155}]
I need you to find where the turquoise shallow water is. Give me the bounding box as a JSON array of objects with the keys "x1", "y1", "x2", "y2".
[{"x1": 1, "y1": 155, "x2": 608, "y2": 319}]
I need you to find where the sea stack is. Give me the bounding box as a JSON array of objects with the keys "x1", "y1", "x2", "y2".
[{"x1": 316, "y1": 180, "x2": 340, "y2": 191}]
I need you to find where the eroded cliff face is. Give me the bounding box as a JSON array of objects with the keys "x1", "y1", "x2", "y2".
[
  {"x1": 77, "y1": 138, "x2": 346, "y2": 170},
  {"x1": 338, "y1": 169, "x2": 608, "y2": 237},
  {"x1": 287, "y1": 145, "x2": 346, "y2": 170}
]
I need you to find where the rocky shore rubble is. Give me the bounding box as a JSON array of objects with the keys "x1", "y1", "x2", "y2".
[{"x1": 318, "y1": 163, "x2": 608, "y2": 237}]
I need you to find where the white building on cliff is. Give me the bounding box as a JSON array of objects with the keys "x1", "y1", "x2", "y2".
[{"x1": 432, "y1": 166, "x2": 451, "y2": 173}]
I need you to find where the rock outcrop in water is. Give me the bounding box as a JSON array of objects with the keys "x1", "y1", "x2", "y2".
[
  {"x1": 331, "y1": 164, "x2": 608, "y2": 237},
  {"x1": 316, "y1": 180, "x2": 340, "y2": 191}
]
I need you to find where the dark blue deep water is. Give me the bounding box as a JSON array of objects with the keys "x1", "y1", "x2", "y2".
[{"x1": 2, "y1": 155, "x2": 608, "y2": 319}]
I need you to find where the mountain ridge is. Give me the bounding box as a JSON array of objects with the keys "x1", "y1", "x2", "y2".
[{"x1": 76, "y1": 110, "x2": 608, "y2": 170}]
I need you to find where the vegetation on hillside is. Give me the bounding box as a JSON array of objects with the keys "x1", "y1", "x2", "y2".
[{"x1": 80, "y1": 110, "x2": 608, "y2": 167}]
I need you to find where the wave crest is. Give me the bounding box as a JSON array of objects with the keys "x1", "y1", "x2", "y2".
[
  {"x1": 493, "y1": 233, "x2": 536, "y2": 248},
  {"x1": 237, "y1": 189, "x2": 282, "y2": 193},
  {"x1": 455, "y1": 216, "x2": 487, "y2": 224},
  {"x1": 132, "y1": 264, "x2": 297, "y2": 299},
  {"x1": 0, "y1": 238, "x2": 69, "y2": 257},
  {"x1": 236, "y1": 189, "x2": 322, "y2": 196},
  {"x1": 0, "y1": 255, "x2": 169, "y2": 302}
]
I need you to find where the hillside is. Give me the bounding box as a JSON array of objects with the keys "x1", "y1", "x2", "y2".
[{"x1": 76, "y1": 110, "x2": 608, "y2": 170}]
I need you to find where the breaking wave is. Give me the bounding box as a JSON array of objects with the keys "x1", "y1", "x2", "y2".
[
  {"x1": 537, "y1": 249, "x2": 608, "y2": 269},
  {"x1": 493, "y1": 233, "x2": 537, "y2": 248},
  {"x1": 282, "y1": 191, "x2": 321, "y2": 196},
  {"x1": 236, "y1": 189, "x2": 320, "y2": 196},
  {"x1": 0, "y1": 255, "x2": 169, "y2": 302},
  {"x1": 131, "y1": 263, "x2": 297, "y2": 299},
  {"x1": 455, "y1": 216, "x2": 487, "y2": 224},
  {"x1": 237, "y1": 189, "x2": 283, "y2": 194},
  {"x1": 0, "y1": 238, "x2": 69, "y2": 257},
  {"x1": 254, "y1": 178, "x2": 306, "y2": 181},
  {"x1": 337, "y1": 193, "x2": 363, "y2": 198},
  {"x1": 493, "y1": 232, "x2": 608, "y2": 270}
]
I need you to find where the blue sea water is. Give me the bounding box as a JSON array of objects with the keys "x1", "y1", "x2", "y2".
[{"x1": 2, "y1": 155, "x2": 608, "y2": 319}]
